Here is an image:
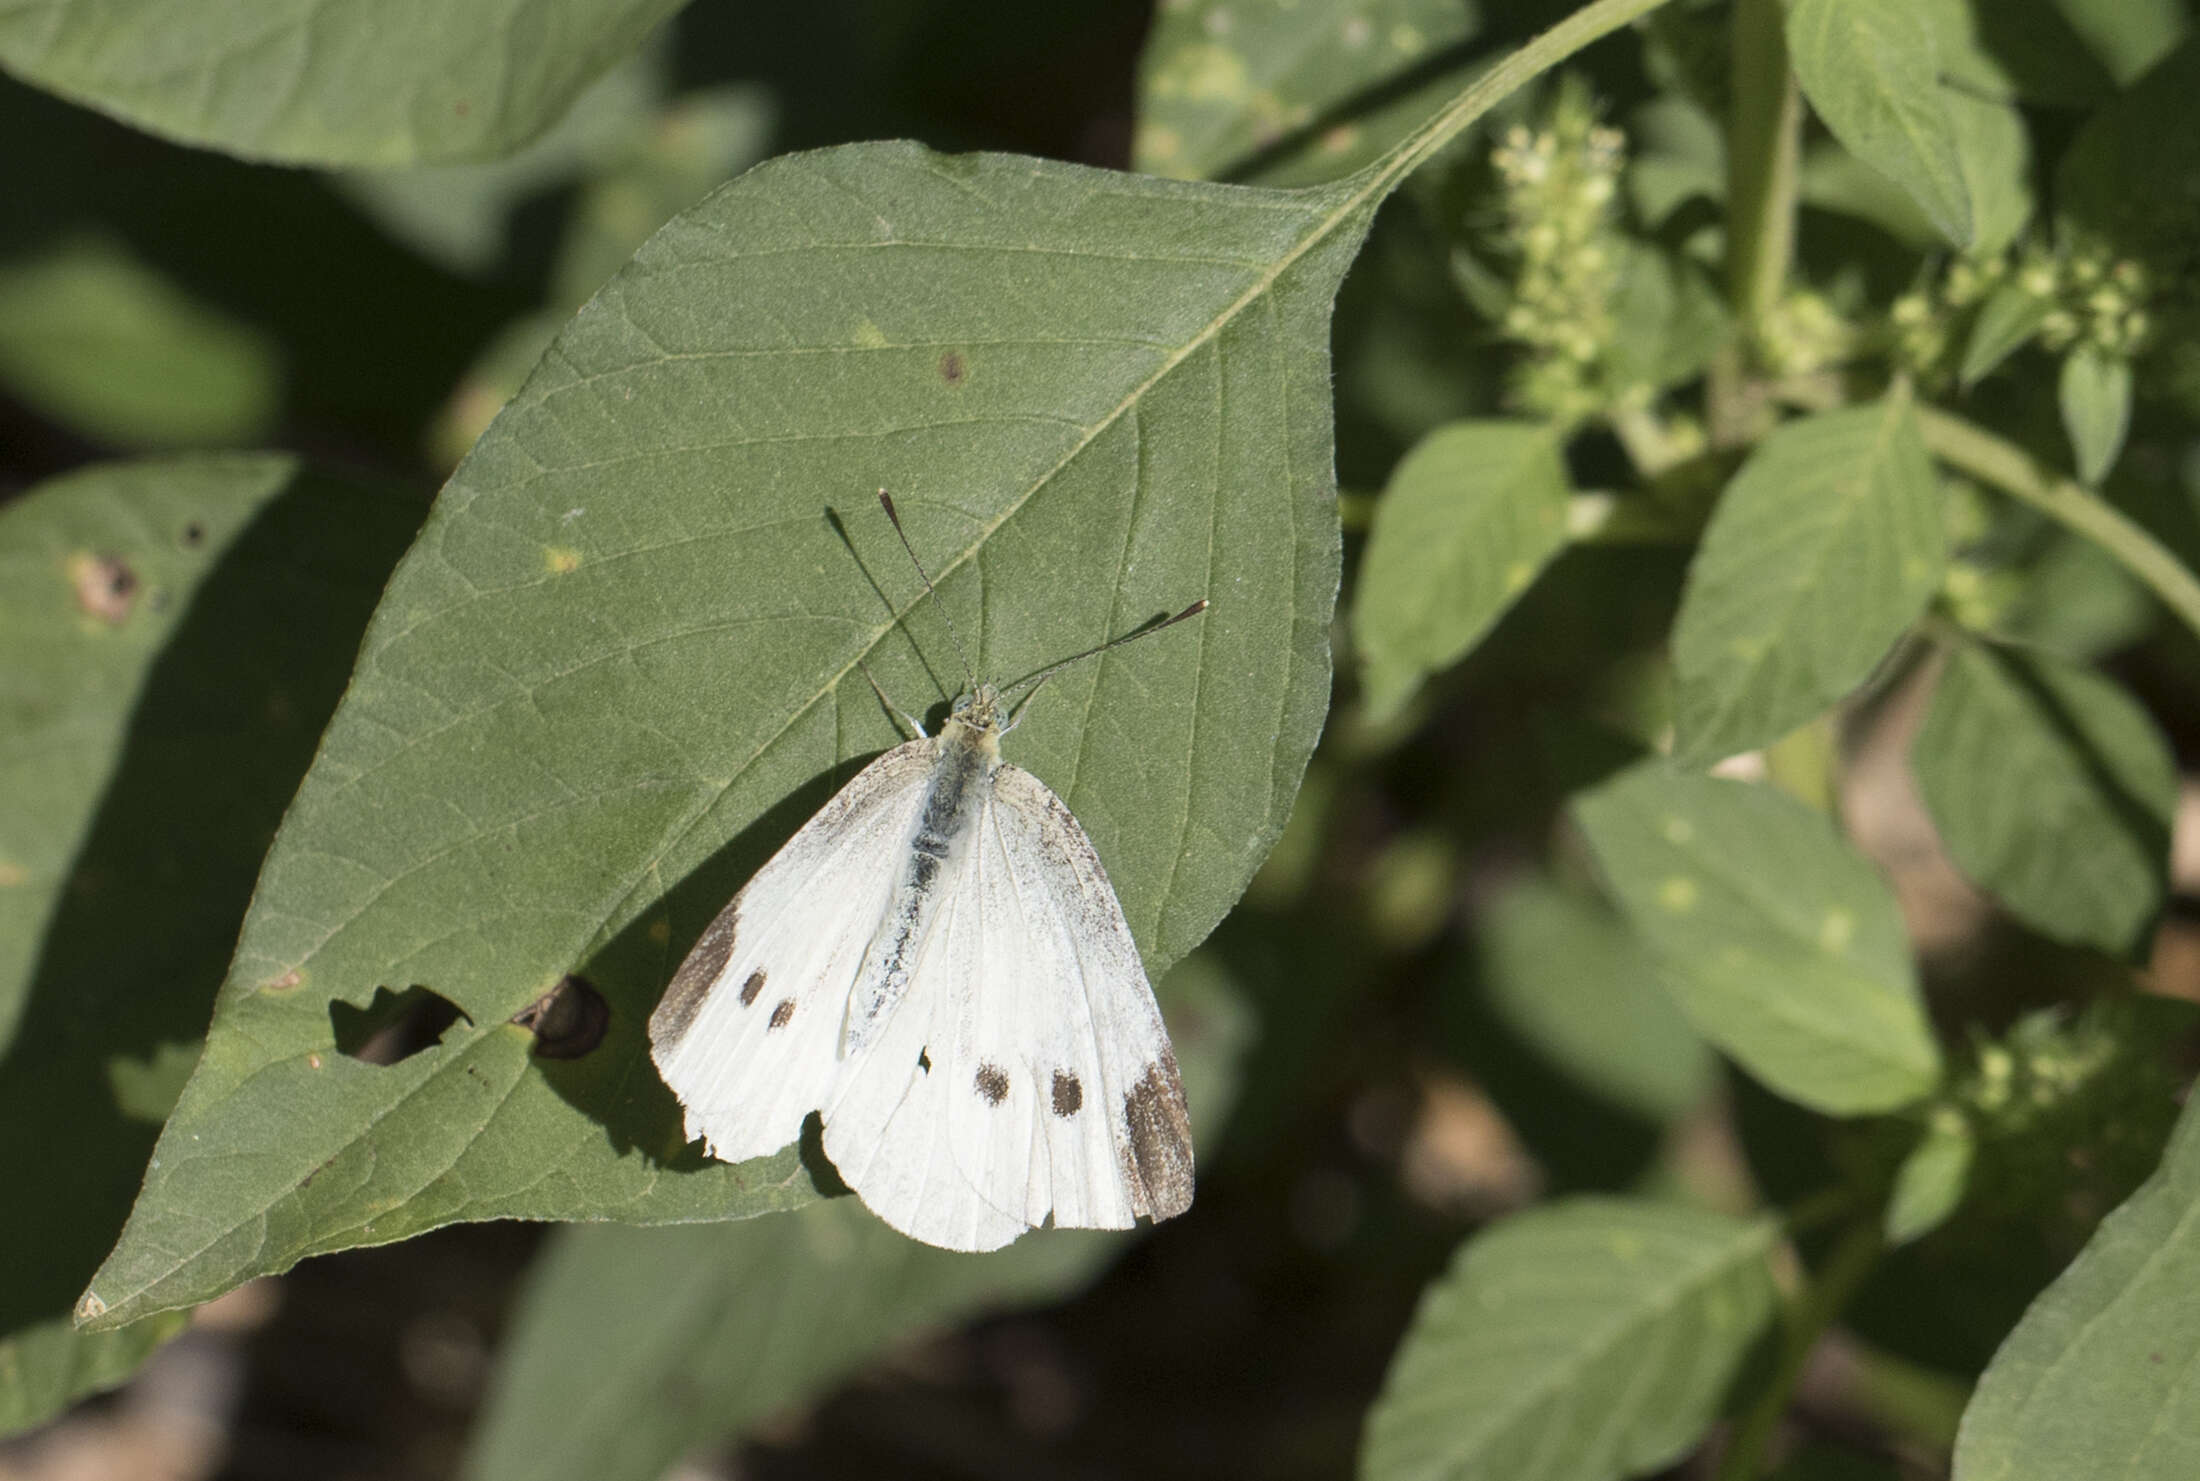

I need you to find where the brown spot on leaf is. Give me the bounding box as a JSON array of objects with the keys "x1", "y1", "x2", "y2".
[
  {"x1": 179, "y1": 521, "x2": 206, "y2": 548},
  {"x1": 974, "y1": 1063, "x2": 1009, "y2": 1105},
  {"x1": 1051, "y1": 1069, "x2": 1083, "y2": 1117},
  {"x1": 69, "y1": 553, "x2": 137, "y2": 623},
  {"x1": 262, "y1": 969, "x2": 303, "y2": 992},
  {"x1": 740, "y1": 969, "x2": 766, "y2": 1006},
  {"x1": 1121, "y1": 1052, "x2": 1194, "y2": 1219},
  {"x1": 650, "y1": 900, "x2": 738, "y2": 1053},
  {"x1": 511, "y1": 974, "x2": 609, "y2": 1059},
  {"x1": 938, "y1": 349, "x2": 966, "y2": 386},
  {"x1": 769, "y1": 998, "x2": 797, "y2": 1030}
]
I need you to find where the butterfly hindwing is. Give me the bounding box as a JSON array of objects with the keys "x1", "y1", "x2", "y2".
[
  {"x1": 650, "y1": 737, "x2": 939, "y2": 1164},
  {"x1": 819, "y1": 865, "x2": 1032, "y2": 1251}
]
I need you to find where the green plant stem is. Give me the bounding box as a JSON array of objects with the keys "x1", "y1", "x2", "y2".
[
  {"x1": 1916, "y1": 406, "x2": 2200, "y2": 643},
  {"x1": 1358, "y1": 0, "x2": 1679, "y2": 203},
  {"x1": 1716, "y1": 1217, "x2": 1886, "y2": 1481},
  {"x1": 1726, "y1": 0, "x2": 1801, "y2": 331}
]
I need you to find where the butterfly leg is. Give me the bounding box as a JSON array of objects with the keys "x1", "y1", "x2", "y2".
[{"x1": 858, "y1": 659, "x2": 929, "y2": 739}]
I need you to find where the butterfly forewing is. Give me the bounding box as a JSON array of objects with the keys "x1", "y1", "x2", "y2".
[
  {"x1": 650, "y1": 738, "x2": 939, "y2": 1163},
  {"x1": 985, "y1": 764, "x2": 1192, "y2": 1223}
]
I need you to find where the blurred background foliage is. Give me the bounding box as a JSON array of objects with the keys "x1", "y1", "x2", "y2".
[{"x1": 5, "y1": 0, "x2": 2200, "y2": 1478}]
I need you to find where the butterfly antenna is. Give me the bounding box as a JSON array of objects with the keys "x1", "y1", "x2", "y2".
[
  {"x1": 1000, "y1": 598, "x2": 1209, "y2": 705},
  {"x1": 877, "y1": 490, "x2": 976, "y2": 692}
]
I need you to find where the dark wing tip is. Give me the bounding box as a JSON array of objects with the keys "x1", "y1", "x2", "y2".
[{"x1": 1121, "y1": 1051, "x2": 1194, "y2": 1220}]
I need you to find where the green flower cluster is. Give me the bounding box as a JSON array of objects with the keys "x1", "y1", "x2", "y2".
[
  {"x1": 1952, "y1": 999, "x2": 2191, "y2": 1235},
  {"x1": 1892, "y1": 240, "x2": 2153, "y2": 385},
  {"x1": 1486, "y1": 83, "x2": 1627, "y2": 420}
]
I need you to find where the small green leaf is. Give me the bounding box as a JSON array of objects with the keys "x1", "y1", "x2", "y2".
[
  {"x1": 0, "y1": 0, "x2": 683, "y2": 166},
  {"x1": 462, "y1": 952, "x2": 1250, "y2": 1481},
  {"x1": 1952, "y1": 1089, "x2": 2200, "y2": 1480},
  {"x1": 84, "y1": 142, "x2": 1373, "y2": 1329},
  {"x1": 1361, "y1": 1197, "x2": 1781, "y2": 1481},
  {"x1": 1787, "y1": 0, "x2": 1975, "y2": 246},
  {"x1": 1475, "y1": 876, "x2": 1715, "y2": 1123},
  {"x1": 1573, "y1": 761, "x2": 1942, "y2": 1116},
  {"x1": 1355, "y1": 420, "x2": 1572, "y2": 720},
  {"x1": 0, "y1": 236, "x2": 279, "y2": 449},
  {"x1": 1959, "y1": 281, "x2": 2054, "y2": 388},
  {"x1": 1606, "y1": 242, "x2": 1730, "y2": 397},
  {"x1": 1998, "y1": 534, "x2": 2152, "y2": 662},
  {"x1": 1672, "y1": 392, "x2": 1945, "y2": 766},
  {"x1": 1885, "y1": 1112, "x2": 1975, "y2": 1245},
  {"x1": 1912, "y1": 643, "x2": 2173, "y2": 956},
  {"x1": 0, "y1": 455, "x2": 420, "y2": 1433},
  {"x1": 1135, "y1": 0, "x2": 1484, "y2": 185},
  {"x1": 2059, "y1": 346, "x2": 2133, "y2": 486}
]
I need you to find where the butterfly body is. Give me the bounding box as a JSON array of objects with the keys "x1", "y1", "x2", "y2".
[{"x1": 649, "y1": 679, "x2": 1195, "y2": 1252}]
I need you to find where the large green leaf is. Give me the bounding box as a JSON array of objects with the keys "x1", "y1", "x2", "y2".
[
  {"x1": 1952, "y1": 1088, "x2": 2200, "y2": 1480},
  {"x1": 1354, "y1": 419, "x2": 1571, "y2": 720},
  {"x1": 1135, "y1": 0, "x2": 1486, "y2": 185},
  {"x1": 461, "y1": 951, "x2": 1250, "y2": 1481},
  {"x1": 1912, "y1": 643, "x2": 2173, "y2": 957},
  {"x1": 0, "y1": 0, "x2": 682, "y2": 166},
  {"x1": 1360, "y1": 1197, "x2": 1781, "y2": 1481},
  {"x1": 1787, "y1": 0, "x2": 1975, "y2": 246},
  {"x1": 82, "y1": 141, "x2": 1375, "y2": 1329},
  {"x1": 1672, "y1": 392, "x2": 1944, "y2": 766},
  {"x1": 1573, "y1": 761, "x2": 1942, "y2": 1116},
  {"x1": 0, "y1": 455, "x2": 422, "y2": 1433}
]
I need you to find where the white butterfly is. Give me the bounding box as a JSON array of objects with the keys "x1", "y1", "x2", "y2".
[{"x1": 649, "y1": 493, "x2": 1203, "y2": 1252}]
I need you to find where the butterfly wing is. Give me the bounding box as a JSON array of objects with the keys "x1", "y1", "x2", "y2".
[
  {"x1": 823, "y1": 760, "x2": 1193, "y2": 1250},
  {"x1": 816, "y1": 874, "x2": 1033, "y2": 1252},
  {"x1": 965, "y1": 763, "x2": 1193, "y2": 1229},
  {"x1": 650, "y1": 737, "x2": 938, "y2": 1164}
]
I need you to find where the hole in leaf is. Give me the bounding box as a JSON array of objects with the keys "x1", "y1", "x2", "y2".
[
  {"x1": 330, "y1": 985, "x2": 469, "y2": 1065},
  {"x1": 510, "y1": 974, "x2": 609, "y2": 1059}
]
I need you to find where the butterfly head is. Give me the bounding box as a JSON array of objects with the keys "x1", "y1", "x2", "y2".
[{"x1": 948, "y1": 683, "x2": 1008, "y2": 736}]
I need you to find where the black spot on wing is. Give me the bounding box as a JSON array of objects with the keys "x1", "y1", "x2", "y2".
[
  {"x1": 649, "y1": 898, "x2": 739, "y2": 1053},
  {"x1": 974, "y1": 1062, "x2": 1009, "y2": 1105},
  {"x1": 768, "y1": 998, "x2": 797, "y2": 1030},
  {"x1": 739, "y1": 969, "x2": 766, "y2": 1006},
  {"x1": 1051, "y1": 1069, "x2": 1083, "y2": 1117},
  {"x1": 1120, "y1": 1051, "x2": 1194, "y2": 1220}
]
